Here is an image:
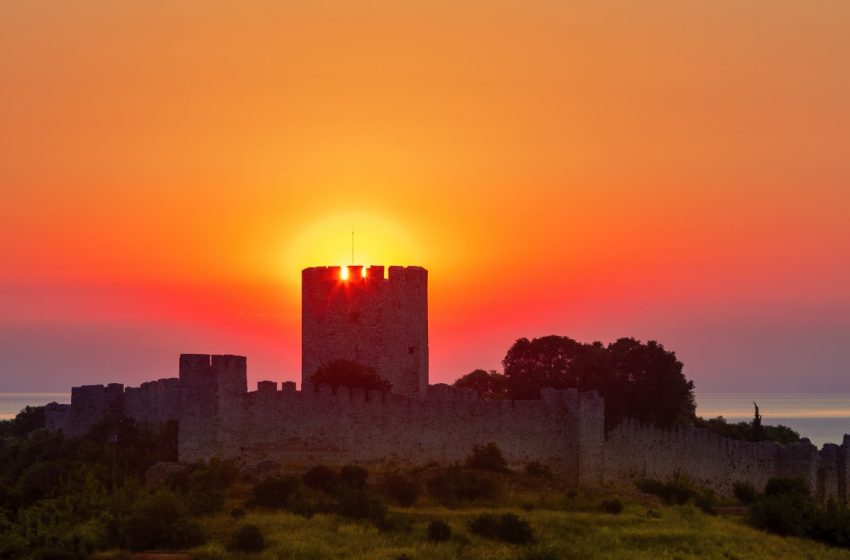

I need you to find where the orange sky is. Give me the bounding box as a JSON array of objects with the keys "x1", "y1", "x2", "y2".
[{"x1": 2, "y1": 1, "x2": 849, "y2": 394}]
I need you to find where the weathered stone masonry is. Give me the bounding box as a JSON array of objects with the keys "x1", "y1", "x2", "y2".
[
  {"x1": 44, "y1": 354, "x2": 850, "y2": 499},
  {"x1": 44, "y1": 264, "x2": 850, "y2": 499},
  {"x1": 302, "y1": 266, "x2": 428, "y2": 399}
]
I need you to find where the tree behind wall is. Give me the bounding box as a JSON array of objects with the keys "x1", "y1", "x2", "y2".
[
  {"x1": 501, "y1": 335, "x2": 695, "y2": 429},
  {"x1": 310, "y1": 359, "x2": 392, "y2": 394}
]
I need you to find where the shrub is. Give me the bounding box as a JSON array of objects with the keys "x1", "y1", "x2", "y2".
[
  {"x1": 427, "y1": 520, "x2": 452, "y2": 542},
  {"x1": 469, "y1": 513, "x2": 534, "y2": 544},
  {"x1": 750, "y1": 491, "x2": 815, "y2": 537},
  {"x1": 303, "y1": 465, "x2": 340, "y2": 494},
  {"x1": 465, "y1": 443, "x2": 508, "y2": 471},
  {"x1": 427, "y1": 466, "x2": 501, "y2": 507},
  {"x1": 601, "y1": 498, "x2": 623, "y2": 514},
  {"x1": 311, "y1": 359, "x2": 392, "y2": 393},
  {"x1": 750, "y1": 477, "x2": 816, "y2": 537},
  {"x1": 811, "y1": 499, "x2": 850, "y2": 547},
  {"x1": 182, "y1": 460, "x2": 238, "y2": 515},
  {"x1": 524, "y1": 462, "x2": 554, "y2": 480},
  {"x1": 230, "y1": 506, "x2": 246, "y2": 519},
  {"x1": 521, "y1": 547, "x2": 561, "y2": 560},
  {"x1": 733, "y1": 481, "x2": 758, "y2": 505},
  {"x1": 340, "y1": 465, "x2": 369, "y2": 490},
  {"x1": 693, "y1": 489, "x2": 718, "y2": 514},
  {"x1": 336, "y1": 490, "x2": 388, "y2": 522},
  {"x1": 382, "y1": 472, "x2": 420, "y2": 507},
  {"x1": 252, "y1": 475, "x2": 300, "y2": 509},
  {"x1": 764, "y1": 477, "x2": 809, "y2": 497},
  {"x1": 230, "y1": 523, "x2": 265, "y2": 553},
  {"x1": 635, "y1": 476, "x2": 716, "y2": 513},
  {"x1": 121, "y1": 489, "x2": 205, "y2": 551}
]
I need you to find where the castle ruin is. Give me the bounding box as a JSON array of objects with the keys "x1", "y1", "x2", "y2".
[{"x1": 44, "y1": 265, "x2": 850, "y2": 500}]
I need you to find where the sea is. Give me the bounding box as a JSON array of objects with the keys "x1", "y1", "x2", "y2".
[{"x1": 2, "y1": 392, "x2": 849, "y2": 448}]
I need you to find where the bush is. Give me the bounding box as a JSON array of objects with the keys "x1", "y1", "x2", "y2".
[
  {"x1": 427, "y1": 520, "x2": 452, "y2": 542},
  {"x1": 764, "y1": 477, "x2": 809, "y2": 497},
  {"x1": 750, "y1": 491, "x2": 815, "y2": 537},
  {"x1": 635, "y1": 476, "x2": 716, "y2": 513},
  {"x1": 750, "y1": 477, "x2": 815, "y2": 537},
  {"x1": 733, "y1": 481, "x2": 758, "y2": 505},
  {"x1": 382, "y1": 472, "x2": 420, "y2": 507},
  {"x1": 303, "y1": 465, "x2": 340, "y2": 494},
  {"x1": 811, "y1": 499, "x2": 850, "y2": 547},
  {"x1": 339, "y1": 465, "x2": 369, "y2": 490},
  {"x1": 524, "y1": 462, "x2": 554, "y2": 480},
  {"x1": 122, "y1": 489, "x2": 205, "y2": 551},
  {"x1": 465, "y1": 443, "x2": 508, "y2": 472},
  {"x1": 427, "y1": 466, "x2": 501, "y2": 507},
  {"x1": 182, "y1": 460, "x2": 237, "y2": 515},
  {"x1": 601, "y1": 498, "x2": 623, "y2": 514},
  {"x1": 336, "y1": 490, "x2": 387, "y2": 523},
  {"x1": 230, "y1": 506, "x2": 246, "y2": 519},
  {"x1": 748, "y1": 478, "x2": 850, "y2": 547},
  {"x1": 230, "y1": 523, "x2": 265, "y2": 553},
  {"x1": 252, "y1": 475, "x2": 301, "y2": 509},
  {"x1": 469, "y1": 513, "x2": 534, "y2": 544}
]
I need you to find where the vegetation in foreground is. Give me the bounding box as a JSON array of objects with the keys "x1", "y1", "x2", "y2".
[{"x1": 2, "y1": 408, "x2": 850, "y2": 560}]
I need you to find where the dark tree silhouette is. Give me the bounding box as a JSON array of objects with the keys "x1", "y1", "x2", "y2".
[
  {"x1": 751, "y1": 401, "x2": 764, "y2": 442},
  {"x1": 453, "y1": 369, "x2": 508, "y2": 399},
  {"x1": 606, "y1": 337, "x2": 695, "y2": 427},
  {"x1": 310, "y1": 359, "x2": 392, "y2": 394},
  {"x1": 500, "y1": 335, "x2": 695, "y2": 429}
]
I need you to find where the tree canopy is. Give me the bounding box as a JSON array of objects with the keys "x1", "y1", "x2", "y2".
[
  {"x1": 310, "y1": 359, "x2": 392, "y2": 394},
  {"x1": 462, "y1": 335, "x2": 697, "y2": 429},
  {"x1": 453, "y1": 369, "x2": 508, "y2": 400}
]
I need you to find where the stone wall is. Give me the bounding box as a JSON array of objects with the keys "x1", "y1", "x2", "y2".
[
  {"x1": 45, "y1": 353, "x2": 850, "y2": 500},
  {"x1": 44, "y1": 379, "x2": 180, "y2": 438},
  {"x1": 124, "y1": 378, "x2": 181, "y2": 426},
  {"x1": 603, "y1": 418, "x2": 833, "y2": 497},
  {"x1": 301, "y1": 266, "x2": 428, "y2": 399},
  {"x1": 199, "y1": 381, "x2": 603, "y2": 486}
]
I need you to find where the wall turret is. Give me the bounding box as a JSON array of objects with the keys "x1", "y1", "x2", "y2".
[{"x1": 178, "y1": 353, "x2": 248, "y2": 462}]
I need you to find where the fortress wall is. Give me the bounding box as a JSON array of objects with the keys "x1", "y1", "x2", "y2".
[
  {"x1": 60, "y1": 383, "x2": 125, "y2": 437},
  {"x1": 44, "y1": 403, "x2": 71, "y2": 433},
  {"x1": 603, "y1": 419, "x2": 828, "y2": 496},
  {"x1": 301, "y1": 266, "x2": 428, "y2": 399},
  {"x1": 576, "y1": 391, "x2": 606, "y2": 486},
  {"x1": 178, "y1": 354, "x2": 221, "y2": 462},
  {"x1": 123, "y1": 378, "x2": 180, "y2": 426},
  {"x1": 210, "y1": 384, "x2": 602, "y2": 485}
]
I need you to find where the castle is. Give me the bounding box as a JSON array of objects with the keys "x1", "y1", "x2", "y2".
[{"x1": 45, "y1": 265, "x2": 850, "y2": 500}]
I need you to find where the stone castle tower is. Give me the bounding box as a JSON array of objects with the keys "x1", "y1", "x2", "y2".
[{"x1": 301, "y1": 265, "x2": 428, "y2": 398}]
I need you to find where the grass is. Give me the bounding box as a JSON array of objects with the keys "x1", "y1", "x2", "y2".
[{"x1": 184, "y1": 495, "x2": 850, "y2": 560}]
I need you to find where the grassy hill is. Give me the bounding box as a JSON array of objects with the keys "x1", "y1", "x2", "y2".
[{"x1": 125, "y1": 500, "x2": 850, "y2": 560}]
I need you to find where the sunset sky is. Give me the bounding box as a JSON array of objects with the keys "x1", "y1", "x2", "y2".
[{"x1": 2, "y1": 1, "x2": 849, "y2": 395}]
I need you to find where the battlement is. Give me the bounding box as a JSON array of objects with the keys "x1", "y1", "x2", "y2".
[{"x1": 302, "y1": 265, "x2": 427, "y2": 285}]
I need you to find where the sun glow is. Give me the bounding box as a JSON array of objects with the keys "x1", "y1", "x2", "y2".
[
  {"x1": 340, "y1": 266, "x2": 349, "y2": 281},
  {"x1": 283, "y1": 212, "x2": 421, "y2": 285}
]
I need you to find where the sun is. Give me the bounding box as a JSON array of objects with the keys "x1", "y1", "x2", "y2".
[{"x1": 282, "y1": 211, "x2": 421, "y2": 285}]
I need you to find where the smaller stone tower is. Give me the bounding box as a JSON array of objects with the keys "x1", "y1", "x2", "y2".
[
  {"x1": 301, "y1": 265, "x2": 428, "y2": 398},
  {"x1": 178, "y1": 353, "x2": 247, "y2": 462}
]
